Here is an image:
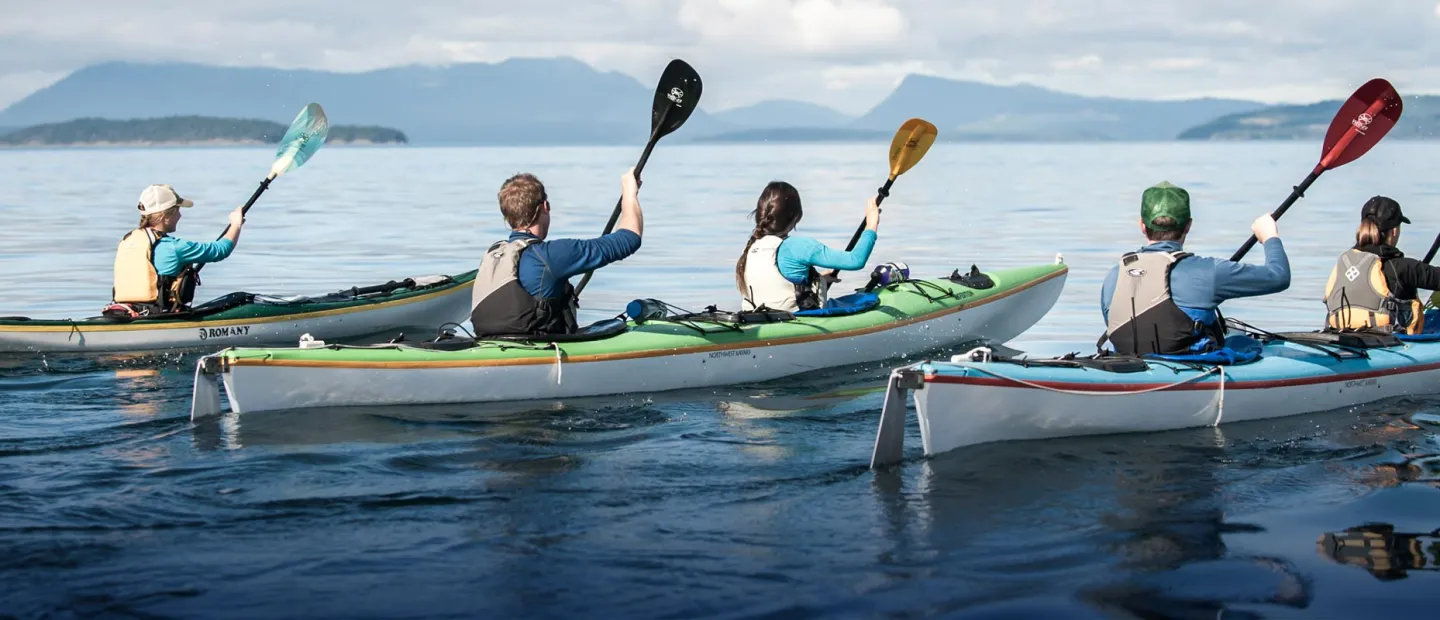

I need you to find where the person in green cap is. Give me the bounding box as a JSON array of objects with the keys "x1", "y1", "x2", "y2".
[{"x1": 1099, "y1": 181, "x2": 1289, "y2": 356}]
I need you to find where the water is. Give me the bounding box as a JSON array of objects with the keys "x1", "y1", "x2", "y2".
[{"x1": 2, "y1": 142, "x2": 1440, "y2": 618}]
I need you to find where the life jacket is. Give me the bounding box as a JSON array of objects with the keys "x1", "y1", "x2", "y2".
[
  {"x1": 112, "y1": 229, "x2": 196, "y2": 313},
  {"x1": 470, "y1": 238, "x2": 578, "y2": 336},
  {"x1": 740, "y1": 235, "x2": 827, "y2": 312},
  {"x1": 1323, "y1": 249, "x2": 1423, "y2": 335},
  {"x1": 1101, "y1": 251, "x2": 1225, "y2": 356}
]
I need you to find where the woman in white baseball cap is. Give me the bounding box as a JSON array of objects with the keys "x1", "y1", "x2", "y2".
[{"x1": 110, "y1": 184, "x2": 246, "y2": 314}]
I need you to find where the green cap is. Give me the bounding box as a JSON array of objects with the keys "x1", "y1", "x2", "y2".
[{"x1": 1141, "y1": 181, "x2": 1191, "y2": 231}]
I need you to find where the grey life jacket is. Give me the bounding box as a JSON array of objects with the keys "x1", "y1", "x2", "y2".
[
  {"x1": 1101, "y1": 251, "x2": 1224, "y2": 356},
  {"x1": 1323, "y1": 248, "x2": 1421, "y2": 334},
  {"x1": 740, "y1": 235, "x2": 827, "y2": 312},
  {"x1": 470, "y1": 239, "x2": 578, "y2": 336}
]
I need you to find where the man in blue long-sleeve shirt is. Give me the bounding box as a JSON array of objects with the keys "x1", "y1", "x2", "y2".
[
  {"x1": 470, "y1": 168, "x2": 643, "y2": 336},
  {"x1": 1100, "y1": 181, "x2": 1290, "y2": 355}
]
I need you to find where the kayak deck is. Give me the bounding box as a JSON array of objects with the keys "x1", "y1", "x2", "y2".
[
  {"x1": 195, "y1": 263, "x2": 1068, "y2": 415},
  {"x1": 0, "y1": 271, "x2": 477, "y2": 353},
  {"x1": 225, "y1": 264, "x2": 1065, "y2": 368}
]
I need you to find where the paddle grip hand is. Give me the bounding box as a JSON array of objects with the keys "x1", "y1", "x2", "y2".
[
  {"x1": 864, "y1": 195, "x2": 881, "y2": 231},
  {"x1": 227, "y1": 206, "x2": 245, "y2": 232},
  {"x1": 1251, "y1": 214, "x2": 1278, "y2": 244}
]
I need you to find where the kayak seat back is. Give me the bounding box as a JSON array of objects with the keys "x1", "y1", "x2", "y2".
[
  {"x1": 1275, "y1": 330, "x2": 1402, "y2": 349},
  {"x1": 410, "y1": 319, "x2": 630, "y2": 351},
  {"x1": 486, "y1": 318, "x2": 628, "y2": 343}
]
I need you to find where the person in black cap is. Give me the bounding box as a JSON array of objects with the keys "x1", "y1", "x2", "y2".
[{"x1": 1324, "y1": 196, "x2": 1440, "y2": 334}]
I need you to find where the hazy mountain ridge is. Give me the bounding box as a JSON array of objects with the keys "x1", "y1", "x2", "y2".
[
  {"x1": 9, "y1": 58, "x2": 1417, "y2": 144},
  {"x1": 0, "y1": 115, "x2": 406, "y2": 146}
]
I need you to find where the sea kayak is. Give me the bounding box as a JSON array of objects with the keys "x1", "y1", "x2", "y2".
[
  {"x1": 0, "y1": 271, "x2": 476, "y2": 353},
  {"x1": 191, "y1": 262, "x2": 1068, "y2": 416},
  {"x1": 870, "y1": 329, "x2": 1440, "y2": 466}
]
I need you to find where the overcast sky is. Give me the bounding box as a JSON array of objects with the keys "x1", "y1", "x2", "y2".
[{"x1": 4, "y1": 0, "x2": 1440, "y2": 115}]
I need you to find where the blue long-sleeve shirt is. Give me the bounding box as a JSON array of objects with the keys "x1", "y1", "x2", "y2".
[
  {"x1": 1101, "y1": 238, "x2": 1291, "y2": 325},
  {"x1": 511, "y1": 230, "x2": 642, "y2": 299},
  {"x1": 152, "y1": 236, "x2": 235, "y2": 276},
  {"x1": 776, "y1": 230, "x2": 876, "y2": 283}
]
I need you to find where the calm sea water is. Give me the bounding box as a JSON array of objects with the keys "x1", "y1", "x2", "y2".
[{"x1": 2, "y1": 142, "x2": 1439, "y2": 618}]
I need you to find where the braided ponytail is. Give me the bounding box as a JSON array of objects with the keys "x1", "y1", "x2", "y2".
[{"x1": 735, "y1": 181, "x2": 804, "y2": 295}]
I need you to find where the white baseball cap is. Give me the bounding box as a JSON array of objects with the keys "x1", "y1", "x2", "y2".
[{"x1": 137, "y1": 184, "x2": 194, "y2": 215}]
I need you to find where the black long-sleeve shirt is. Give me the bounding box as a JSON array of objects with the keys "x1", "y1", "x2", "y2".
[{"x1": 1356, "y1": 243, "x2": 1440, "y2": 300}]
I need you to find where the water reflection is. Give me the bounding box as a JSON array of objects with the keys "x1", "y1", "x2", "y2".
[
  {"x1": 1318, "y1": 524, "x2": 1440, "y2": 581},
  {"x1": 867, "y1": 425, "x2": 1315, "y2": 616}
]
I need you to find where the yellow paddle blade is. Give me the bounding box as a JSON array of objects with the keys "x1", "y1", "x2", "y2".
[{"x1": 888, "y1": 118, "x2": 938, "y2": 178}]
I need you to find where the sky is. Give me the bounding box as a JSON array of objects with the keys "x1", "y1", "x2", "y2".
[{"x1": 3, "y1": 0, "x2": 1440, "y2": 115}]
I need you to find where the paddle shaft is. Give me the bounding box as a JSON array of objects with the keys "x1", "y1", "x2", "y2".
[
  {"x1": 194, "y1": 177, "x2": 271, "y2": 276},
  {"x1": 1229, "y1": 169, "x2": 1321, "y2": 262},
  {"x1": 573, "y1": 107, "x2": 671, "y2": 298},
  {"x1": 1424, "y1": 234, "x2": 1440, "y2": 265},
  {"x1": 844, "y1": 178, "x2": 894, "y2": 252}
]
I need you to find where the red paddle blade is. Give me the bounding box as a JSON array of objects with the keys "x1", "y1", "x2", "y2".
[{"x1": 1318, "y1": 78, "x2": 1402, "y2": 171}]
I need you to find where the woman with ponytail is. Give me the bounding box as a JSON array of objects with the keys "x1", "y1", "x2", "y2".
[
  {"x1": 1324, "y1": 196, "x2": 1440, "y2": 334},
  {"x1": 735, "y1": 181, "x2": 881, "y2": 311}
]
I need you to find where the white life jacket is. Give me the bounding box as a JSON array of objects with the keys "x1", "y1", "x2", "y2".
[{"x1": 741, "y1": 235, "x2": 827, "y2": 312}]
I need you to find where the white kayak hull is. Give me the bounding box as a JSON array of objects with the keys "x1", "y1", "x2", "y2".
[
  {"x1": 0, "y1": 277, "x2": 475, "y2": 354},
  {"x1": 200, "y1": 267, "x2": 1068, "y2": 415},
  {"x1": 870, "y1": 337, "x2": 1440, "y2": 466}
]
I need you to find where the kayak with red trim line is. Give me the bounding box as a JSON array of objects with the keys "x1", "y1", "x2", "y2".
[
  {"x1": 870, "y1": 330, "x2": 1440, "y2": 466},
  {"x1": 191, "y1": 262, "x2": 1067, "y2": 416}
]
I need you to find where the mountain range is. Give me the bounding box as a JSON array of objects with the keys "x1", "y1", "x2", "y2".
[{"x1": 0, "y1": 58, "x2": 1422, "y2": 144}]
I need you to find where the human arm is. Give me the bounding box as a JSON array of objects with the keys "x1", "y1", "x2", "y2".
[
  {"x1": 1211, "y1": 237, "x2": 1291, "y2": 301},
  {"x1": 614, "y1": 167, "x2": 642, "y2": 238},
  {"x1": 1389, "y1": 256, "x2": 1440, "y2": 292},
  {"x1": 222, "y1": 206, "x2": 244, "y2": 246},
  {"x1": 776, "y1": 233, "x2": 877, "y2": 282},
  {"x1": 167, "y1": 237, "x2": 236, "y2": 267},
  {"x1": 1100, "y1": 264, "x2": 1118, "y2": 324},
  {"x1": 541, "y1": 230, "x2": 643, "y2": 281}
]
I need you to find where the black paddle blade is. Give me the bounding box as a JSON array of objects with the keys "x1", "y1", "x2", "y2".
[{"x1": 651, "y1": 59, "x2": 702, "y2": 139}]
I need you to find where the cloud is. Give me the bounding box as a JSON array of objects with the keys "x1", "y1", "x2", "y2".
[
  {"x1": 676, "y1": 0, "x2": 907, "y2": 56},
  {"x1": 1051, "y1": 55, "x2": 1103, "y2": 72},
  {"x1": 1, "y1": 1, "x2": 1440, "y2": 113}
]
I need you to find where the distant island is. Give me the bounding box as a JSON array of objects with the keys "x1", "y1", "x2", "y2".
[
  {"x1": 0, "y1": 115, "x2": 407, "y2": 147},
  {"x1": 1179, "y1": 95, "x2": 1440, "y2": 140}
]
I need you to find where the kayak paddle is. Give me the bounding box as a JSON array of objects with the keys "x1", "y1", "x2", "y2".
[
  {"x1": 1229, "y1": 79, "x2": 1402, "y2": 262},
  {"x1": 196, "y1": 103, "x2": 329, "y2": 274},
  {"x1": 843, "y1": 118, "x2": 938, "y2": 252},
  {"x1": 573, "y1": 59, "x2": 703, "y2": 298}
]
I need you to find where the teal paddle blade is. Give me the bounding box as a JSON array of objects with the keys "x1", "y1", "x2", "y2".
[{"x1": 269, "y1": 103, "x2": 329, "y2": 178}]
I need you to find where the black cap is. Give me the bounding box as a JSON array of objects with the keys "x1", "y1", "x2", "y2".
[{"x1": 1361, "y1": 196, "x2": 1410, "y2": 231}]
